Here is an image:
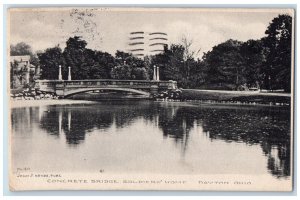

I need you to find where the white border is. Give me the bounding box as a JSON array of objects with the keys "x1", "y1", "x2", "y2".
[{"x1": 1, "y1": 0, "x2": 299, "y2": 199}]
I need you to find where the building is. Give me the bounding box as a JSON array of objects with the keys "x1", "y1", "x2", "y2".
[
  {"x1": 10, "y1": 55, "x2": 39, "y2": 88},
  {"x1": 128, "y1": 31, "x2": 169, "y2": 59},
  {"x1": 10, "y1": 55, "x2": 31, "y2": 70}
]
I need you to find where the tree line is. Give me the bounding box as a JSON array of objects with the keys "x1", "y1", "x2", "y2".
[
  {"x1": 152, "y1": 14, "x2": 292, "y2": 92},
  {"x1": 10, "y1": 14, "x2": 292, "y2": 92}
]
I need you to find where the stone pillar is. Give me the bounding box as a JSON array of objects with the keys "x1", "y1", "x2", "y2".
[
  {"x1": 153, "y1": 65, "x2": 157, "y2": 81},
  {"x1": 68, "y1": 66, "x2": 72, "y2": 81},
  {"x1": 157, "y1": 66, "x2": 160, "y2": 81},
  {"x1": 58, "y1": 65, "x2": 62, "y2": 80},
  {"x1": 36, "y1": 65, "x2": 40, "y2": 76},
  {"x1": 25, "y1": 65, "x2": 30, "y2": 84}
]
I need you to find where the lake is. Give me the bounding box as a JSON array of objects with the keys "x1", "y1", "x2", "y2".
[{"x1": 11, "y1": 101, "x2": 291, "y2": 182}]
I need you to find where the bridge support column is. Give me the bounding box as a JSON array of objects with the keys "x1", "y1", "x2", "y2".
[
  {"x1": 55, "y1": 81, "x2": 65, "y2": 97},
  {"x1": 150, "y1": 85, "x2": 158, "y2": 95},
  {"x1": 58, "y1": 65, "x2": 62, "y2": 80},
  {"x1": 157, "y1": 66, "x2": 160, "y2": 81},
  {"x1": 68, "y1": 66, "x2": 72, "y2": 81},
  {"x1": 153, "y1": 65, "x2": 157, "y2": 80},
  {"x1": 55, "y1": 88, "x2": 65, "y2": 97}
]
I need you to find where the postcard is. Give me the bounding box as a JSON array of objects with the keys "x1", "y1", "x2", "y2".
[{"x1": 8, "y1": 7, "x2": 294, "y2": 191}]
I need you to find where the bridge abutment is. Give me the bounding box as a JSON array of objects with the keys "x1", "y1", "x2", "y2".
[
  {"x1": 150, "y1": 85, "x2": 159, "y2": 95},
  {"x1": 54, "y1": 82, "x2": 65, "y2": 97}
]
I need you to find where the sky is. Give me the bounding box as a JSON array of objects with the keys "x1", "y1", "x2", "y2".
[{"x1": 9, "y1": 8, "x2": 293, "y2": 59}]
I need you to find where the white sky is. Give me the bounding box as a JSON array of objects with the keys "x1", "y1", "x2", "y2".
[{"x1": 9, "y1": 8, "x2": 293, "y2": 59}]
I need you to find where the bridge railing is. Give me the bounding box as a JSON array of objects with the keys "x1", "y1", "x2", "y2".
[{"x1": 36, "y1": 79, "x2": 177, "y2": 90}]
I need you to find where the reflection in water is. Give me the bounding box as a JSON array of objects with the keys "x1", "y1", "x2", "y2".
[
  {"x1": 11, "y1": 107, "x2": 39, "y2": 135},
  {"x1": 160, "y1": 105, "x2": 290, "y2": 178},
  {"x1": 11, "y1": 101, "x2": 291, "y2": 178}
]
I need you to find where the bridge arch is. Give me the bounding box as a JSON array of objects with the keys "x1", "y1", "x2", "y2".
[{"x1": 63, "y1": 87, "x2": 151, "y2": 97}]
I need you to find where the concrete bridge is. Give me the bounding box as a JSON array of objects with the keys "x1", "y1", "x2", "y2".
[{"x1": 35, "y1": 79, "x2": 178, "y2": 98}]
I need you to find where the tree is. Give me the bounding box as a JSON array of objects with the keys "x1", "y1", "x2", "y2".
[
  {"x1": 38, "y1": 46, "x2": 65, "y2": 80},
  {"x1": 150, "y1": 43, "x2": 205, "y2": 88},
  {"x1": 240, "y1": 39, "x2": 265, "y2": 89},
  {"x1": 63, "y1": 36, "x2": 117, "y2": 80},
  {"x1": 10, "y1": 60, "x2": 23, "y2": 88},
  {"x1": 202, "y1": 39, "x2": 246, "y2": 90},
  {"x1": 10, "y1": 42, "x2": 41, "y2": 88},
  {"x1": 111, "y1": 51, "x2": 149, "y2": 80},
  {"x1": 111, "y1": 64, "x2": 132, "y2": 79},
  {"x1": 93, "y1": 51, "x2": 116, "y2": 79},
  {"x1": 151, "y1": 44, "x2": 183, "y2": 85},
  {"x1": 131, "y1": 67, "x2": 148, "y2": 80},
  {"x1": 263, "y1": 14, "x2": 292, "y2": 92},
  {"x1": 10, "y1": 42, "x2": 32, "y2": 56},
  {"x1": 63, "y1": 36, "x2": 88, "y2": 79},
  {"x1": 181, "y1": 36, "x2": 201, "y2": 82},
  {"x1": 188, "y1": 59, "x2": 208, "y2": 88},
  {"x1": 10, "y1": 42, "x2": 39, "y2": 67}
]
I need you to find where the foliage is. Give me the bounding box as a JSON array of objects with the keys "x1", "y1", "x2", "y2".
[
  {"x1": 150, "y1": 44, "x2": 206, "y2": 88},
  {"x1": 201, "y1": 15, "x2": 292, "y2": 92},
  {"x1": 202, "y1": 39, "x2": 246, "y2": 90},
  {"x1": 111, "y1": 51, "x2": 149, "y2": 80},
  {"x1": 10, "y1": 42, "x2": 32, "y2": 56},
  {"x1": 38, "y1": 36, "x2": 149, "y2": 81},
  {"x1": 263, "y1": 14, "x2": 292, "y2": 92},
  {"x1": 38, "y1": 46, "x2": 65, "y2": 80},
  {"x1": 240, "y1": 39, "x2": 265, "y2": 89},
  {"x1": 38, "y1": 37, "x2": 116, "y2": 80},
  {"x1": 30, "y1": 14, "x2": 293, "y2": 92},
  {"x1": 10, "y1": 42, "x2": 39, "y2": 67},
  {"x1": 10, "y1": 42, "x2": 40, "y2": 88},
  {"x1": 10, "y1": 60, "x2": 22, "y2": 89}
]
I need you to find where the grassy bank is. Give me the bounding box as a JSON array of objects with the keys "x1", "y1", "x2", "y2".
[{"x1": 181, "y1": 89, "x2": 291, "y2": 105}]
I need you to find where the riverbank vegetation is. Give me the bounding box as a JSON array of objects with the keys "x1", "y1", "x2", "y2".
[{"x1": 10, "y1": 14, "x2": 292, "y2": 95}]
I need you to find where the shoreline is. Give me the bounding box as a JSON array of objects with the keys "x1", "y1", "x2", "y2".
[
  {"x1": 182, "y1": 89, "x2": 291, "y2": 97},
  {"x1": 9, "y1": 98, "x2": 291, "y2": 109},
  {"x1": 9, "y1": 88, "x2": 292, "y2": 108},
  {"x1": 10, "y1": 99, "x2": 96, "y2": 108}
]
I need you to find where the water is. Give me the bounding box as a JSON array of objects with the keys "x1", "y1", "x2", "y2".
[{"x1": 11, "y1": 101, "x2": 291, "y2": 181}]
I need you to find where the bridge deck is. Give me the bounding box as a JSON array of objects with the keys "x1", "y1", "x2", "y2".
[{"x1": 35, "y1": 79, "x2": 178, "y2": 97}]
